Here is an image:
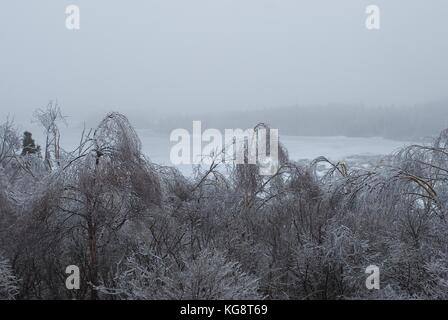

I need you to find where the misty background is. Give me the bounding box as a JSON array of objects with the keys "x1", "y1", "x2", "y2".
[
  {"x1": 0, "y1": 0, "x2": 447, "y2": 140},
  {"x1": 4, "y1": 1, "x2": 448, "y2": 302}
]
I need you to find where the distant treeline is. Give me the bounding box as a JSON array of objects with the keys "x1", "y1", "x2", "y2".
[{"x1": 154, "y1": 101, "x2": 448, "y2": 140}]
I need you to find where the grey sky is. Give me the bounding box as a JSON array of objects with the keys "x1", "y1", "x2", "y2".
[{"x1": 1, "y1": 0, "x2": 447, "y2": 124}]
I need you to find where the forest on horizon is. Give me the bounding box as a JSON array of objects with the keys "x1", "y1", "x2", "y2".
[{"x1": 152, "y1": 101, "x2": 448, "y2": 141}]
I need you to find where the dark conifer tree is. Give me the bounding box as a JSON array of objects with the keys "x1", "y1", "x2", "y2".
[{"x1": 21, "y1": 131, "x2": 40, "y2": 156}]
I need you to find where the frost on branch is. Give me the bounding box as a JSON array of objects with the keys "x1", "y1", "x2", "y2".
[
  {"x1": 3, "y1": 110, "x2": 448, "y2": 300},
  {"x1": 0, "y1": 256, "x2": 19, "y2": 300},
  {"x1": 100, "y1": 248, "x2": 261, "y2": 300}
]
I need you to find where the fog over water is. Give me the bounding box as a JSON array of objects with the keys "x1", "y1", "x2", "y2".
[{"x1": 1, "y1": 1, "x2": 448, "y2": 127}]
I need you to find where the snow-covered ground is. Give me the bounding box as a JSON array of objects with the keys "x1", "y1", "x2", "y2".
[
  {"x1": 138, "y1": 130, "x2": 412, "y2": 174},
  {"x1": 31, "y1": 126, "x2": 415, "y2": 176}
]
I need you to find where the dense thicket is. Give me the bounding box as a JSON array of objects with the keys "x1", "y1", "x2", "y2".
[{"x1": 1, "y1": 111, "x2": 448, "y2": 300}]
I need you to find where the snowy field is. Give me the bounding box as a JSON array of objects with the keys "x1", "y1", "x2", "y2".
[
  {"x1": 29, "y1": 126, "x2": 416, "y2": 176},
  {"x1": 138, "y1": 130, "x2": 413, "y2": 174}
]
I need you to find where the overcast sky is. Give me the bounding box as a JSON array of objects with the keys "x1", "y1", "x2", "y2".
[{"x1": 0, "y1": 0, "x2": 447, "y2": 125}]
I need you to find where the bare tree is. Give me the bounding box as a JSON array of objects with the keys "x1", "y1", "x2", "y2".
[
  {"x1": 0, "y1": 119, "x2": 20, "y2": 167},
  {"x1": 34, "y1": 101, "x2": 66, "y2": 170}
]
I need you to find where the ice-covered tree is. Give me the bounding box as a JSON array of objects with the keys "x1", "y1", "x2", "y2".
[{"x1": 0, "y1": 256, "x2": 19, "y2": 300}]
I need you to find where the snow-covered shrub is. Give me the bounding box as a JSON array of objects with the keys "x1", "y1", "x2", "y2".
[
  {"x1": 101, "y1": 248, "x2": 261, "y2": 300},
  {"x1": 170, "y1": 249, "x2": 261, "y2": 300},
  {"x1": 0, "y1": 256, "x2": 19, "y2": 300}
]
